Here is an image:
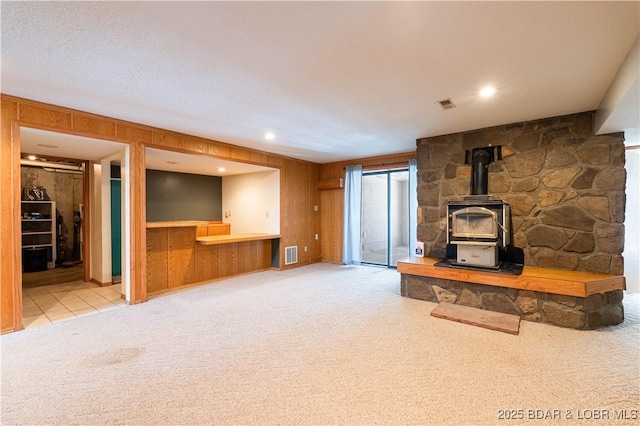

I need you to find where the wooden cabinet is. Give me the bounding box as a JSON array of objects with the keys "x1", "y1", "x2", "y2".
[
  {"x1": 196, "y1": 222, "x2": 231, "y2": 237},
  {"x1": 21, "y1": 201, "x2": 57, "y2": 269},
  {"x1": 146, "y1": 222, "x2": 277, "y2": 295}
]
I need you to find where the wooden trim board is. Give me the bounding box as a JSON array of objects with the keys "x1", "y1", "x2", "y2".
[
  {"x1": 431, "y1": 303, "x2": 521, "y2": 335},
  {"x1": 197, "y1": 233, "x2": 280, "y2": 246}
]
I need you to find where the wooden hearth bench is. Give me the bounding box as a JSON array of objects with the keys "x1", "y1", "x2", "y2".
[{"x1": 398, "y1": 257, "x2": 626, "y2": 330}]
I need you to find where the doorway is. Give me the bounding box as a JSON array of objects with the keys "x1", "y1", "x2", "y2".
[
  {"x1": 18, "y1": 127, "x2": 129, "y2": 329},
  {"x1": 110, "y1": 164, "x2": 122, "y2": 281},
  {"x1": 361, "y1": 169, "x2": 410, "y2": 267},
  {"x1": 20, "y1": 157, "x2": 85, "y2": 286}
]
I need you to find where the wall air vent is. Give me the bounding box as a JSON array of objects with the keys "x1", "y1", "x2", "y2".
[
  {"x1": 437, "y1": 98, "x2": 456, "y2": 110},
  {"x1": 285, "y1": 246, "x2": 298, "y2": 265}
]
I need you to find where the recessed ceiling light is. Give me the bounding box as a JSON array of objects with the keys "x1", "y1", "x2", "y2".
[
  {"x1": 217, "y1": 167, "x2": 226, "y2": 172},
  {"x1": 36, "y1": 143, "x2": 59, "y2": 149},
  {"x1": 27, "y1": 155, "x2": 37, "y2": 161},
  {"x1": 479, "y1": 86, "x2": 496, "y2": 98},
  {"x1": 264, "y1": 132, "x2": 276, "y2": 141}
]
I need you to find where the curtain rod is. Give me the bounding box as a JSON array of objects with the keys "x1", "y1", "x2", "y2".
[{"x1": 343, "y1": 161, "x2": 414, "y2": 171}]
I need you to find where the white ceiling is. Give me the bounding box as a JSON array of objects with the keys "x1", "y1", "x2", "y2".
[{"x1": 2, "y1": 1, "x2": 639, "y2": 163}]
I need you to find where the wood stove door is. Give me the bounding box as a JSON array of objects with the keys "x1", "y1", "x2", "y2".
[{"x1": 450, "y1": 206, "x2": 498, "y2": 240}]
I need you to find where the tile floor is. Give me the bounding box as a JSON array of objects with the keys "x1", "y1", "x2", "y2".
[{"x1": 22, "y1": 281, "x2": 126, "y2": 329}]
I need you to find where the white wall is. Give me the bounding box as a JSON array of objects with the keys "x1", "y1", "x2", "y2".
[
  {"x1": 221, "y1": 170, "x2": 280, "y2": 234},
  {"x1": 89, "y1": 161, "x2": 113, "y2": 285},
  {"x1": 89, "y1": 163, "x2": 104, "y2": 283},
  {"x1": 624, "y1": 149, "x2": 640, "y2": 292}
]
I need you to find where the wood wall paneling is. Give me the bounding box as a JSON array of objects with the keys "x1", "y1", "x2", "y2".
[
  {"x1": 231, "y1": 147, "x2": 251, "y2": 162},
  {"x1": 129, "y1": 142, "x2": 147, "y2": 304},
  {"x1": 1, "y1": 94, "x2": 327, "y2": 332},
  {"x1": 237, "y1": 241, "x2": 258, "y2": 274},
  {"x1": 208, "y1": 143, "x2": 231, "y2": 158},
  {"x1": 309, "y1": 164, "x2": 321, "y2": 263},
  {"x1": 151, "y1": 131, "x2": 183, "y2": 150},
  {"x1": 182, "y1": 137, "x2": 208, "y2": 154},
  {"x1": 73, "y1": 115, "x2": 117, "y2": 139},
  {"x1": 1, "y1": 99, "x2": 20, "y2": 333},
  {"x1": 218, "y1": 243, "x2": 238, "y2": 277},
  {"x1": 168, "y1": 227, "x2": 197, "y2": 288},
  {"x1": 146, "y1": 228, "x2": 169, "y2": 293},
  {"x1": 116, "y1": 124, "x2": 152, "y2": 144},
  {"x1": 320, "y1": 189, "x2": 344, "y2": 263},
  {"x1": 19, "y1": 104, "x2": 72, "y2": 130},
  {"x1": 250, "y1": 151, "x2": 269, "y2": 166},
  {"x1": 280, "y1": 159, "x2": 305, "y2": 266},
  {"x1": 195, "y1": 243, "x2": 220, "y2": 283}
]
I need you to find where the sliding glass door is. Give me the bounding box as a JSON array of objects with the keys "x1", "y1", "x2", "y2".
[{"x1": 361, "y1": 169, "x2": 410, "y2": 267}]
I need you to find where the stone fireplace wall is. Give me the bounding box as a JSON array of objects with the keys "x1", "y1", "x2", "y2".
[{"x1": 416, "y1": 111, "x2": 626, "y2": 275}]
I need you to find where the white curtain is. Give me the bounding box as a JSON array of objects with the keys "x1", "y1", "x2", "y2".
[
  {"x1": 408, "y1": 159, "x2": 418, "y2": 257},
  {"x1": 624, "y1": 149, "x2": 640, "y2": 292},
  {"x1": 343, "y1": 165, "x2": 363, "y2": 264}
]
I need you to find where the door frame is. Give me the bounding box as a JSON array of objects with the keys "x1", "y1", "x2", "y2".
[
  {"x1": 10, "y1": 123, "x2": 132, "y2": 330},
  {"x1": 360, "y1": 168, "x2": 409, "y2": 268}
]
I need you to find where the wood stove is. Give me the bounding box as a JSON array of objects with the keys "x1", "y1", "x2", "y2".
[
  {"x1": 447, "y1": 197, "x2": 510, "y2": 268},
  {"x1": 446, "y1": 145, "x2": 512, "y2": 269}
]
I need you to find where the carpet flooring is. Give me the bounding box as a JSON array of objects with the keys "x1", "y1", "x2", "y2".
[{"x1": 1, "y1": 263, "x2": 638, "y2": 425}]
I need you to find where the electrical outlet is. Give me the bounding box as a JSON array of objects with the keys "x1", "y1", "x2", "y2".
[
  {"x1": 314, "y1": 205, "x2": 319, "y2": 212},
  {"x1": 304, "y1": 246, "x2": 308, "y2": 252},
  {"x1": 266, "y1": 211, "x2": 269, "y2": 218},
  {"x1": 315, "y1": 234, "x2": 318, "y2": 240}
]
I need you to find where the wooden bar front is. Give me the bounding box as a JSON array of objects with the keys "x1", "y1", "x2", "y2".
[{"x1": 146, "y1": 222, "x2": 279, "y2": 295}]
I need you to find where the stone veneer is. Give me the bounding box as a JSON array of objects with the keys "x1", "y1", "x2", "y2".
[
  {"x1": 401, "y1": 275, "x2": 624, "y2": 330},
  {"x1": 416, "y1": 111, "x2": 626, "y2": 275}
]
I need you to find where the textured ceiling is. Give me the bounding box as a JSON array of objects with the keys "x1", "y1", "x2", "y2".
[{"x1": 2, "y1": 1, "x2": 639, "y2": 164}]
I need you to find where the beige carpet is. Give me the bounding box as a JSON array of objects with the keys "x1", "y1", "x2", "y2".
[{"x1": 1, "y1": 263, "x2": 638, "y2": 425}]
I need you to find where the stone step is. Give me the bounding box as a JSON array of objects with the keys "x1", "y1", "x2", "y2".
[{"x1": 431, "y1": 302, "x2": 521, "y2": 335}]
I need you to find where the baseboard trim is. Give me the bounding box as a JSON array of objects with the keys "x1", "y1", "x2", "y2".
[{"x1": 90, "y1": 278, "x2": 112, "y2": 287}]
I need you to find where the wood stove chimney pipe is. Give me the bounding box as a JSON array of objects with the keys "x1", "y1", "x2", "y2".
[{"x1": 465, "y1": 146, "x2": 502, "y2": 195}]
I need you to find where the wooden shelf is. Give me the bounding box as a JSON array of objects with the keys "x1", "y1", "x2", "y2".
[
  {"x1": 197, "y1": 233, "x2": 280, "y2": 246},
  {"x1": 146, "y1": 220, "x2": 215, "y2": 228},
  {"x1": 317, "y1": 178, "x2": 343, "y2": 190},
  {"x1": 21, "y1": 200, "x2": 56, "y2": 269},
  {"x1": 397, "y1": 257, "x2": 625, "y2": 298}
]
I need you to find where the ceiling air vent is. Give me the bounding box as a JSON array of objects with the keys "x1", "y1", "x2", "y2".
[{"x1": 437, "y1": 98, "x2": 456, "y2": 110}]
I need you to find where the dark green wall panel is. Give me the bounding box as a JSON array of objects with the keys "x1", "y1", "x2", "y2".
[{"x1": 146, "y1": 170, "x2": 222, "y2": 222}]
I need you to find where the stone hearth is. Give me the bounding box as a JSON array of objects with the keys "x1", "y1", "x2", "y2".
[{"x1": 401, "y1": 274, "x2": 624, "y2": 330}]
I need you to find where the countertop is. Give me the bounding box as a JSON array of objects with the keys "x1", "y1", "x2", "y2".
[{"x1": 196, "y1": 233, "x2": 280, "y2": 245}]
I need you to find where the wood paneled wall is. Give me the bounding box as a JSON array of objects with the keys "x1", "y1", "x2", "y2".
[
  {"x1": 1, "y1": 99, "x2": 21, "y2": 333},
  {"x1": 0, "y1": 95, "x2": 321, "y2": 333},
  {"x1": 146, "y1": 227, "x2": 274, "y2": 294},
  {"x1": 319, "y1": 152, "x2": 416, "y2": 264}
]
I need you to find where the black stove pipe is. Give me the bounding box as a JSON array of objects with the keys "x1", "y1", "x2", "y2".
[{"x1": 466, "y1": 146, "x2": 502, "y2": 195}]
